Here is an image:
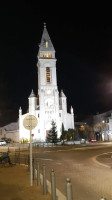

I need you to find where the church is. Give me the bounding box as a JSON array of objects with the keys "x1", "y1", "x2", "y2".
[{"x1": 19, "y1": 23, "x2": 74, "y2": 142}]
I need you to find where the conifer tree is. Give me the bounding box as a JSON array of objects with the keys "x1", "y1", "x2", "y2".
[
  {"x1": 60, "y1": 123, "x2": 66, "y2": 144},
  {"x1": 47, "y1": 120, "x2": 58, "y2": 144}
]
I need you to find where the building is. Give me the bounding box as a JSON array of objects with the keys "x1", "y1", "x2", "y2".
[
  {"x1": 0, "y1": 122, "x2": 19, "y2": 142},
  {"x1": 19, "y1": 23, "x2": 74, "y2": 142},
  {"x1": 73, "y1": 109, "x2": 112, "y2": 142},
  {"x1": 93, "y1": 110, "x2": 112, "y2": 141}
]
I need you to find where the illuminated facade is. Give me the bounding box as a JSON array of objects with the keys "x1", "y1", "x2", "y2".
[
  {"x1": 93, "y1": 111, "x2": 112, "y2": 141},
  {"x1": 19, "y1": 23, "x2": 74, "y2": 142}
]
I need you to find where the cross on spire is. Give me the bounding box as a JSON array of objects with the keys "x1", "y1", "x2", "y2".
[{"x1": 44, "y1": 22, "x2": 46, "y2": 28}]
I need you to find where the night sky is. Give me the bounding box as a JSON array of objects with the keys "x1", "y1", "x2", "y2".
[{"x1": 0, "y1": 2, "x2": 112, "y2": 125}]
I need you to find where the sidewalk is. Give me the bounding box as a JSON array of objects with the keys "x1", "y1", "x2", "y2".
[{"x1": 0, "y1": 164, "x2": 51, "y2": 200}]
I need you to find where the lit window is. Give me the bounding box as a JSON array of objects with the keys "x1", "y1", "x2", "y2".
[
  {"x1": 43, "y1": 53, "x2": 52, "y2": 58},
  {"x1": 46, "y1": 41, "x2": 48, "y2": 48},
  {"x1": 46, "y1": 67, "x2": 50, "y2": 83}
]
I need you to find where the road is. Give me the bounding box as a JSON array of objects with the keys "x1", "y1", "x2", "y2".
[
  {"x1": 1, "y1": 142, "x2": 112, "y2": 199},
  {"x1": 33, "y1": 143, "x2": 112, "y2": 200}
]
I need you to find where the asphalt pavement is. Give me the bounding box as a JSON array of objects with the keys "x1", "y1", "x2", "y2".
[{"x1": 1, "y1": 142, "x2": 112, "y2": 200}]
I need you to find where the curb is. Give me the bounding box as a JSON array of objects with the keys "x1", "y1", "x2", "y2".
[
  {"x1": 20, "y1": 164, "x2": 66, "y2": 200},
  {"x1": 40, "y1": 173, "x2": 66, "y2": 200},
  {"x1": 92, "y1": 154, "x2": 111, "y2": 169}
]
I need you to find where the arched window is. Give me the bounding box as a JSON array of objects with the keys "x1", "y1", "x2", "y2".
[
  {"x1": 46, "y1": 67, "x2": 50, "y2": 83},
  {"x1": 46, "y1": 41, "x2": 48, "y2": 48},
  {"x1": 43, "y1": 53, "x2": 52, "y2": 58}
]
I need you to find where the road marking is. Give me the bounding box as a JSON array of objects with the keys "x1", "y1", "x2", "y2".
[
  {"x1": 56, "y1": 162, "x2": 62, "y2": 165},
  {"x1": 92, "y1": 152, "x2": 112, "y2": 169},
  {"x1": 36, "y1": 158, "x2": 53, "y2": 161}
]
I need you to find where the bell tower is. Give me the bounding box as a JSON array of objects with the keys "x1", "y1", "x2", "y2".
[
  {"x1": 37, "y1": 23, "x2": 60, "y2": 140},
  {"x1": 37, "y1": 23, "x2": 57, "y2": 93}
]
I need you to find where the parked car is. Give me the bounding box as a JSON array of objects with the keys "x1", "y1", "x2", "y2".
[
  {"x1": 5, "y1": 138, "x2": 12, "y2": 143},
  {"x1": 1, "y1": 138, "x2": 11, "y2": 144},
  {"x1": 0, "y1": 140, "x2": 6, "y2": 146},
  {"x1": 80, "y1": 138, "x2": 86, "y2": 144},
  {"x1": 89, "y1": 138, "x2": 96, "y2": 142}
]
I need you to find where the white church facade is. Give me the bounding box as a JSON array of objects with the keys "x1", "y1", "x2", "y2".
[{"x1": 19, "y1": 24, "x2": 74, "y2": 142}]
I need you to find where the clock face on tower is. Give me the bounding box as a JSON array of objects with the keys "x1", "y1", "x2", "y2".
[{"x1": 46, "y1": 89, "x2": 51, "y2": 95}]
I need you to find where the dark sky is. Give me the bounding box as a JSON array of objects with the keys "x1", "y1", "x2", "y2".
[{"x1": 0, "y1": 2, "x2": 112, "y2": 125}]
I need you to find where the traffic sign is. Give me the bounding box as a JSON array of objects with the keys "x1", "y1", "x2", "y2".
[
  {"x1": 23, "y1": 115, "x2": 38, "y2": 130},
  {"x1": 23, "y1": 114, "x2": 38, "y2": 187}
]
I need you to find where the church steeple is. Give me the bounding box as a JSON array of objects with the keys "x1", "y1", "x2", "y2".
[{"x1": 38, "y1": 23, "x2": 55, "y2": 58}]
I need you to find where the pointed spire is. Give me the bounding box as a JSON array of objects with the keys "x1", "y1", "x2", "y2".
[
  {"x1": 29, "y1": 89, "x2": 36, "y2": 98},
  {"x1": 19, "y1": 107, "x2": 22, "y2": 115},
  {"x1": 39, "y1": 23, "x2": 55, "y2": 52},
  {"x1": 70, "y1": 106, "x2": 73, "y2": 114},
  {"x1": 60, "y1": 90, "x2": 66, "y2": 97}
]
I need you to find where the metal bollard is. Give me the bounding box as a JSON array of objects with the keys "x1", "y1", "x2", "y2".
[
  {"x1": 66, "y1": 178, "x2": 73, "y2": 200},
  {"x1": 42, "y1": 164, "x2": 47, "y2": 195},
  {"x1": 32, "y1": 159, "x2": 35, "y2": 180},
  {"x1": 35, "y1": 169, "x2": 37, "y2": 179},
  {"x1": 19, "y1": 145, "x2": 20, "y2": 164},
  {"x1": 51, "y1": 169, "x2": 56, "y2": 200},
  {"x1": 15, "y1": 151, "x2": 16, "y2": 164},
  {"x1": 37, "y1": 161, "x2": 40, "y2": 186},
  {"x1": 24, "y1": 156, "x2": 26, "y2": 165},
  {"x1": 28, "y1": 155, "x2": 30, "y2": 172}
]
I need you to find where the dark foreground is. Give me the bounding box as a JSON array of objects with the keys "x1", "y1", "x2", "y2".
[{"x1": 0, "y1": 164, "x2": 51, "y2": 200}]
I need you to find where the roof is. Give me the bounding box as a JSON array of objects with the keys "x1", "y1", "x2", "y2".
[
  {"x1": 60, "y1": 90, "x2": 66, "y2": 97},
  {"x1": 3, "y1": 122, "x2": 19, "y2": 131},
  {"x1": 39, "y1": 23, "x2": 55, "y2": 52},
  {"x1": 29, "y1": 90, "x2": 36, "y2": 98}
]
